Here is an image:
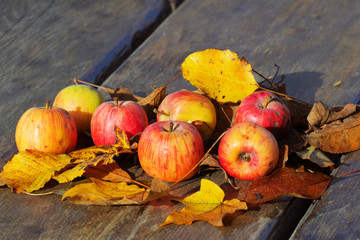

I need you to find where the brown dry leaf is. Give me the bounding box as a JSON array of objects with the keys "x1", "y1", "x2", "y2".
[
  {"x1": 0, "y1": 150, "x2": 71, "y2": 193},
  {"x1": 62, "y1": 178, "x2": 148, "y2": 205},
  {"x1": 181, "y1": 49, "x2": 259, "y2": 103},
  {"x1": 305, "y1": 114, "x2": 360, "y2": 153},
  {"x1": 297, "y1": 146, "x2": 335, "y2": 168},
  {"x1": 84, "y1": 162, "x2": 132, "y2": 182},
  {"x1": 139, "y1": 178, "x2": 170, "y2": 204},
  {"x1": 243, "y1": 167, "x2": 332, "y2": 204},
  {"x1": 160, "y1": 179, "x2": 247, "y2": 227},
  {"x1": 307, "y1": 102, "x2": 357, "y2": 129},
  {"x1": 53, "y1": 127, "x2": 133, "y2": 183}
]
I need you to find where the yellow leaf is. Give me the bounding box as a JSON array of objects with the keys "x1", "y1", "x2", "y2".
[
  {"x1": 181, "y1": 49, "x2": 259, "y2": 103},
  {"x1": 160, "y1": 179, "x2": 247, "y2": 227},
  {"x1": 0, "y1": 150, "x2": 71, "y2": 193},
  {"x1": 181, "y1": 178, "x2": 225, "y2": 212},
  {"x1": 62, "y1": 178, "x2": 148, "y2": 205},
  {"x1": 53, "y1": 128, "x2": 133, "y2": 183}
]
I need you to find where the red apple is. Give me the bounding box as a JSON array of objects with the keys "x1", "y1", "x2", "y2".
[
  {"x1": 90, "y1": 100, "x2": 148, "y2": 145},
  {"x1": 234, "y1": 91, "x2": 291, "y2": 138},
  {"x1": 15, "y1": 101, "x2": 77, "y2": 154},
  {"x1": 156, "y1": 90, "x2": 216, "y2": 139},
  {"x1": 138, "y1": 121, "x2": 204, "y2": 182},
  {"x1": 53, "y1": 83, "x2": 105, "y2": 133},
  {"x1": 218, "y1": 122, "x2": 279, "y2": 181}
]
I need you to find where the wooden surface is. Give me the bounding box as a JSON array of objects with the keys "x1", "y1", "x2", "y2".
[
  {"x1": 1, "y1": 0, "x2": 360, "y2": 239},
  {"x1": 0, "y1": 0, "x2": 171, "y2": 165}
]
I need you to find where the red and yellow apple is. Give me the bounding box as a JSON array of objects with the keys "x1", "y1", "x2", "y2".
[
  {"x1": 15, "y1": 101, "x2": 77, "y2": 154},
  {"x1": 138, "y1": 121, "x2": 204, "y2": 182},
  {"x1": 234, "y1": 91, "x2": 291, "y2": 139},
  {"x1": 90, "y1": 100, "x2": 148, "y2": 145},
  {"x1": 156, "y1": 90, "x2": 216, "y2": 139},
  {"x1": 218, "y1": 122, "x2": 279, "y2": 180},
  {"x1": 53, "y1": 84, "x2": 105, "y2": 133}
]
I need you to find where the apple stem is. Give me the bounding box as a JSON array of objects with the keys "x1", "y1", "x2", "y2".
[
  {"x1": 263, "y1": 96, "x2": 274, "y2": 109},
  {"x1": 72, "y1": 78, "x2": 79, "y2": 85},
  {"x1": 169, "y1": 121, "x2": 174, "y2": 132},
  {"x1": 239, "y1": 152, "x2": 251, "y2": 162},
  {"x1": 153, "y1": 108, "x2": 170, "y2": 117},
  {"x1": 45, "y1": 100, "x2": 51, "y2": 109},
  {"x1": 113, "y1": 97, "x2": 119, "y2": 106}
]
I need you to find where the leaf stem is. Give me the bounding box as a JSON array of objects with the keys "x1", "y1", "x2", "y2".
[{"x1": 335, "y1": 169, "x2": 360, "y2": 179}]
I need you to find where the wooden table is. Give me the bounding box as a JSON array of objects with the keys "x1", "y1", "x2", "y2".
[{"x1": 1, "y1": 0, "x2": 359, "y2": 239}]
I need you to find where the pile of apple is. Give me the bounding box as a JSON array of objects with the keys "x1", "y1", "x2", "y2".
[{"x1": 15, "y1": 82, "x2": 291, "y2": 182}]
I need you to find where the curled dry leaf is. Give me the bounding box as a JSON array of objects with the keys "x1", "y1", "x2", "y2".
[
  {"x1": 83, "y1": 162, "x2": 132, "y2": 182},
  {"x1": 297, "y1": 146, "x2": 335, "y2": 169},
  {"x1": 181, "y1": 49, "x2": 259, "y2": 103},
  {"x1": 242, "y1": 167, "x2": 332, "y2": 204},
  {"x1": 305, "y1": 112, "x2": 360, "y2": 153},
  {"x1": 0, "y1": 150, "x2": 72, "y2": 193},
  {"x1": 307, "y1": 102, "x2": 357, "y2": 130},
  {"x1": 160, "y1": 179, "x2": 247, "y2": 227}
]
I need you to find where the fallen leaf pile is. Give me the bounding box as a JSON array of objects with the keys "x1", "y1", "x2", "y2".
[{"x1": 1, "y1": 49, "x2": 359, "y2": 227}]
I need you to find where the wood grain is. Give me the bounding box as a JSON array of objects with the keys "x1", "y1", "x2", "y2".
[
  {"x1": 291, "y1": 150, "x2": 360, "y2": 239},
  {"x1": 0, "y1": 0, "x2": 170, "y2": 165},
  {"x1": 102, "y1": 0, "x2": 360, "y2": 239}
]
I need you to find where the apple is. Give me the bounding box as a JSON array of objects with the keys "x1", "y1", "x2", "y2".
[
  {"x1": 218, "y1": 122, "x2": 279, "y2": 181},
  {"x1": 156, "y1": 90, "x2": 216, "y2": 139},
  {"x1": 53, "y1": 83, "x2": 105, "y2": 133},
  {"x1": 138, "y1": 121, "x2": 204, "y2": 182},
  {"x1": 234, "y1": 91, "x2": 291, "y2": 138},
  {"x1": 90, "y1": 99, "x2": 148, "y2": 145},
  {"x1": 15, "y1": 101, "x2": 77, "y2": 154}
]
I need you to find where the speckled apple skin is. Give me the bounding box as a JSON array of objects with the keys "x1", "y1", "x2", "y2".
[
  {"x1": 234, "y1": 91, "x2": 291, "y2": 139},
  {"x1": 218, "y1": 122, "x2": 279, "y2": 181}
]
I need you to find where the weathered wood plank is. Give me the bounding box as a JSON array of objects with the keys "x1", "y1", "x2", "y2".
[
  {"x1": 0, "y1": 0, "x2": 170, "y2": 165},
  {"x1": 290, "y1": 150, "x2": 360, "y2": 239},
  {"x1": 0, "y1": 1, "x2": 171, "y2": 239},
  {"x1": 100, "y1": 0, "x2": 360, "y2": 239}
]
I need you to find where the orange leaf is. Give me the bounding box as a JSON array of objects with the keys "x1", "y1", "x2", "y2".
[
  {"x1": 83, "y1": 162, "x2": 132, "y2": 182},
  {"x1": 305, "y1": 112, "x2": 360, "y2": 153},
  {"x1": 160, "y1": 179, "x2": 247, "y2": 227},
  {"x1": 243, "y1": 167, "x2": 332, "y2": 204},
  {"x1": 0, "y1": 150, "x2": 71, "y2": 193},
  {"x1": 181, "y1": 49, "x2": 259, "y2": 103},
  {"x1": 62, "y1": 178, "x2": 148, "y2": 205}
]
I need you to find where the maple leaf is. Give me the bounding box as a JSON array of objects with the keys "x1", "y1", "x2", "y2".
[
  {"x1": 242, "y1": 167, "x2": 332, "y2": 204},
  {"x1": 0, "y1": 150, "x2": 71, "y2": 193},
  {"x1": 181, "y1": 49, "x2": 259, "y2": 103},
  {"x1": 160, "y1": 179, "x2": 247, "y2": 227},
  {"x1": 53, "y1": 127, "x2": 133, "y2": 183}
]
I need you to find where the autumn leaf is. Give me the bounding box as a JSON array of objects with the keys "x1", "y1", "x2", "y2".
[
  {"x1": 62, "y1": 178, "x2": 148, "y2": 205},
  {"x1": 305, "y1": 112, "x2": 360, "y2": 153},
  {"x1": 0, "y1": 150, "x2": 72, "y2": 193},
  {"x1": 84, "y1": 162, "x2": 132, "y2": 182},
  {"x1": 160, "y1": 179, "x2": 247, "y2": 227},
  {"x1": 296, "y1": 146, "x2": 335, "y2": 168},
  {"x1": 243, "y1": 167, "x2": 332, "y2": 204},
  {"x1": 53, "y1": 127, "x2": 133, "y2": 183},
  {"x1": 307, "y1": 102, "x2": 357, "y2": 129},
  {"x1": 181, "y1": 49, "x2": 259, "y2": 103},
  {"x1": 62, "y1": 177, "x2": 169, "y2": 205}
]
